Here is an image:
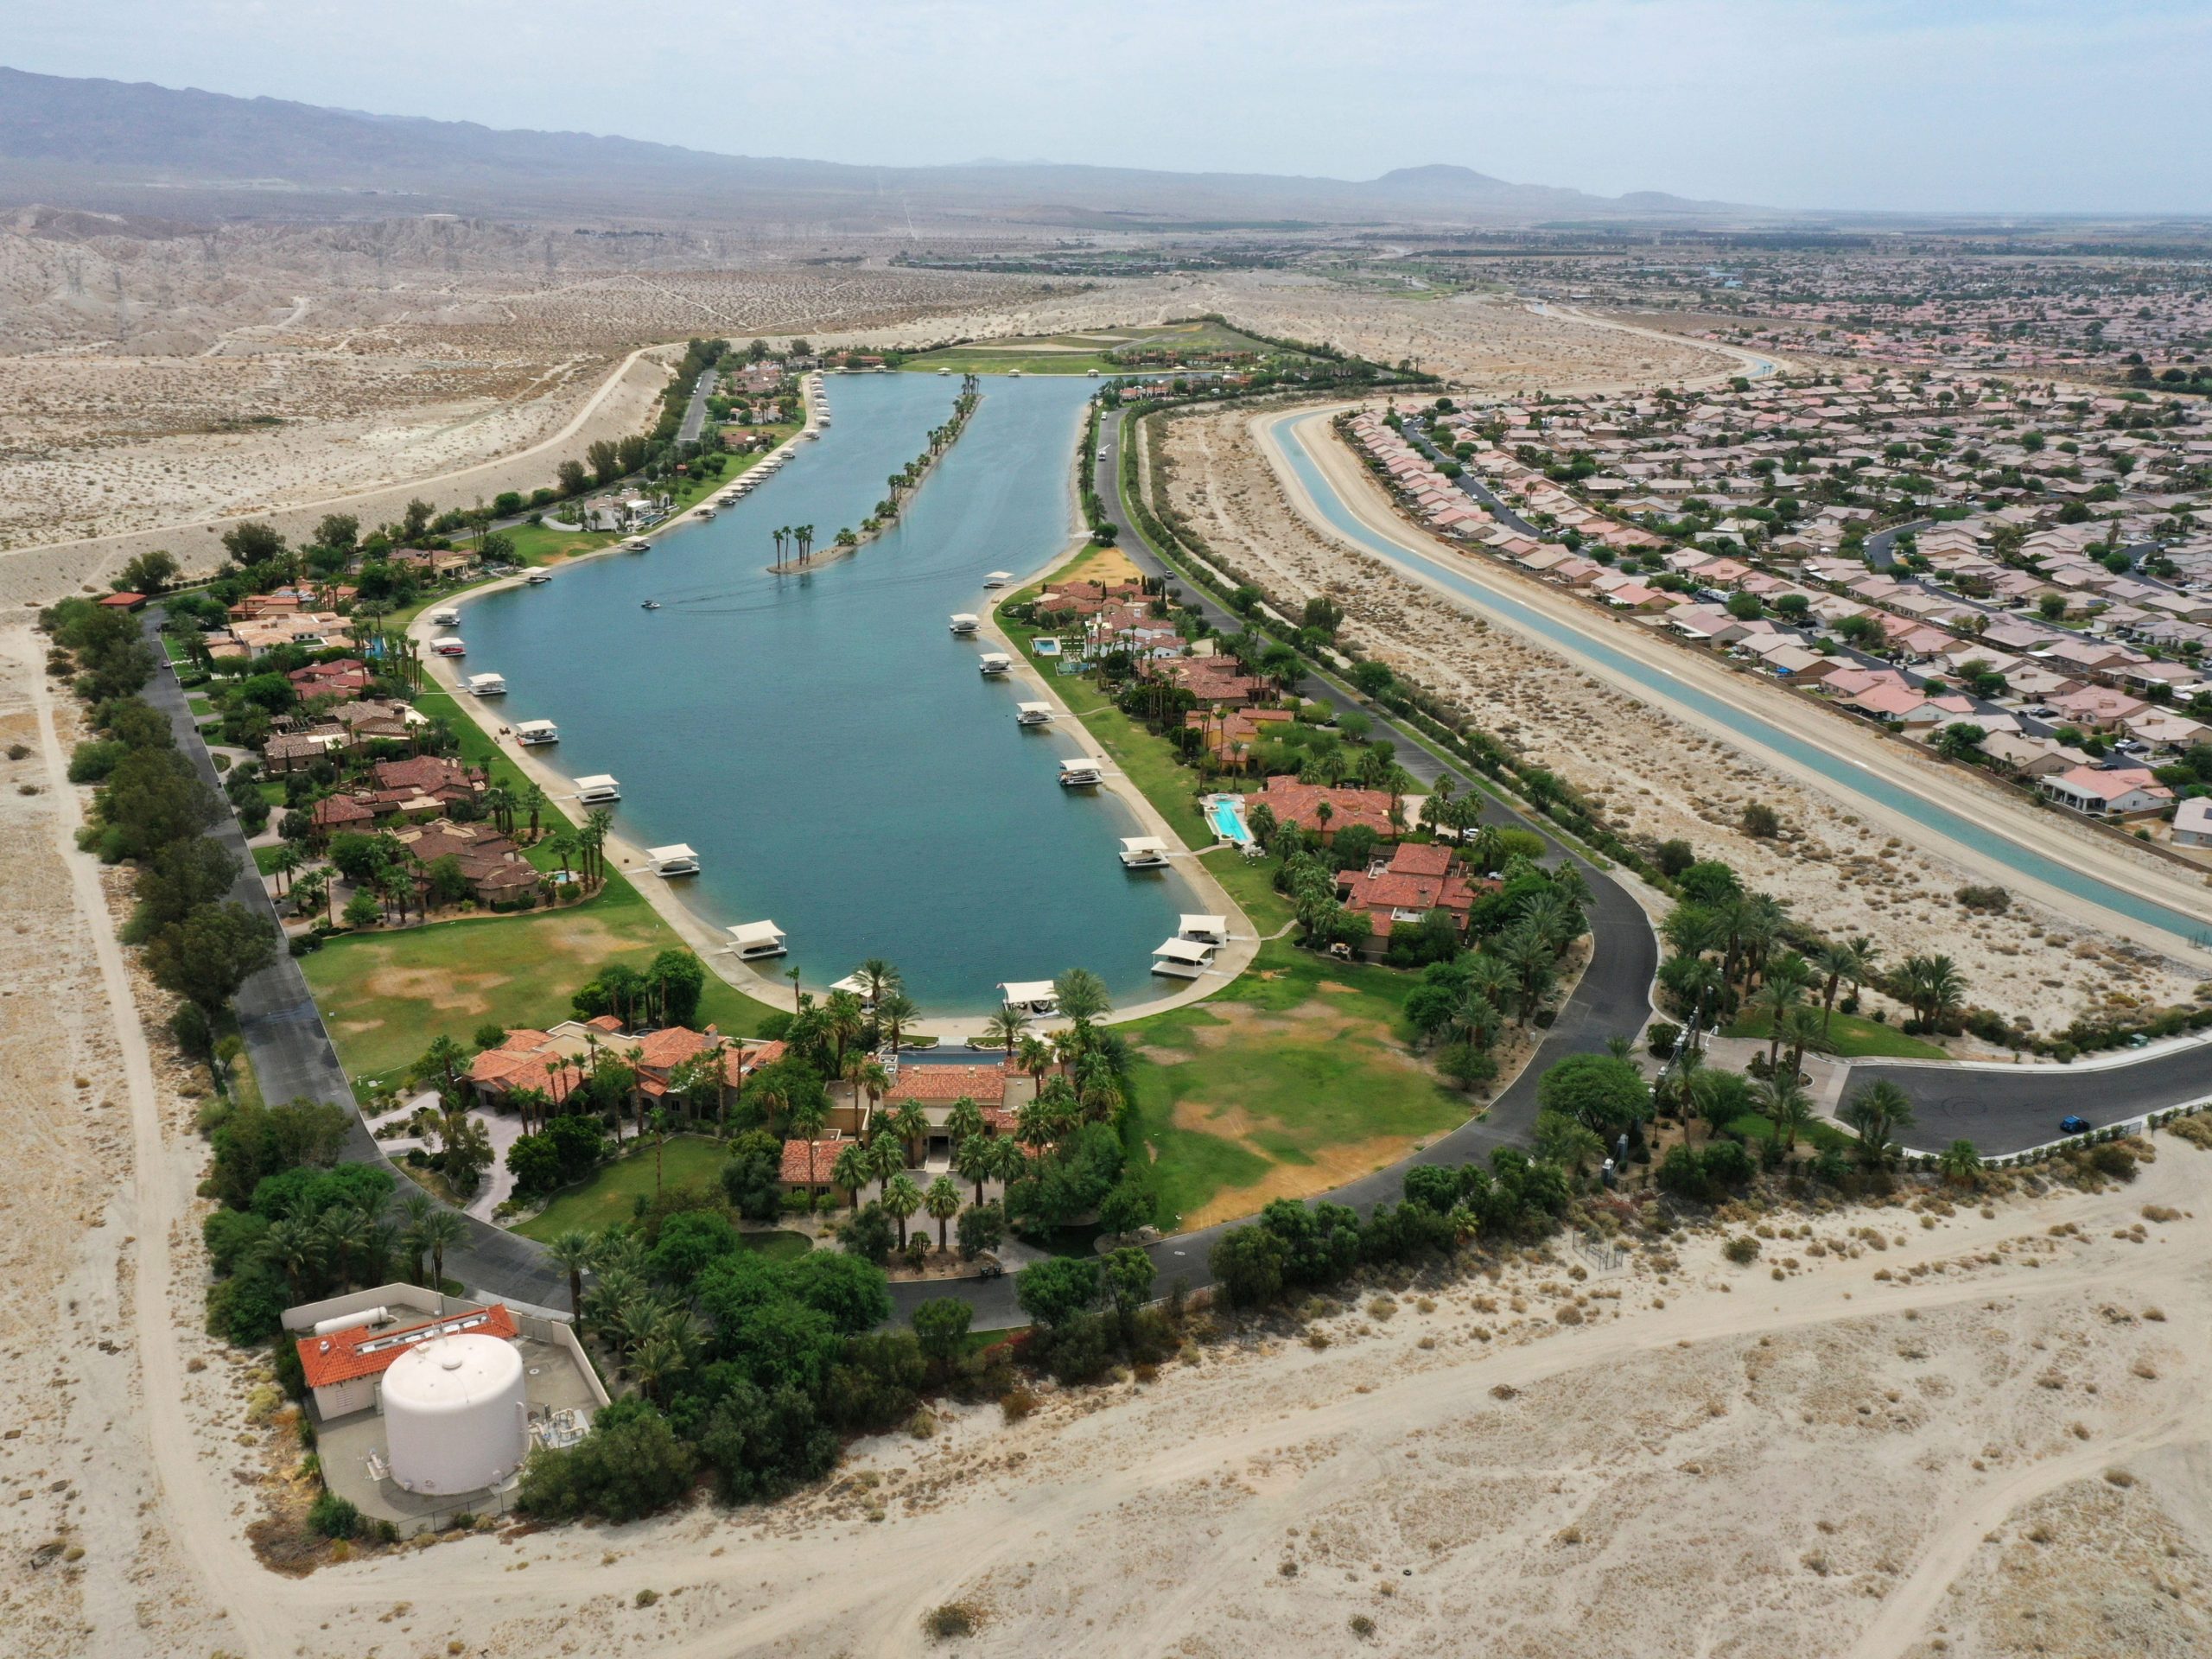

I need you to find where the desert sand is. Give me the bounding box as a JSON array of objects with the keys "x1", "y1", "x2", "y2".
[
  {"x1": 8, "y1": 258, "x2": 2209, "y2": 1656},
  {"x1": 1144, "y1": 399, "x2": 2207, "y2": 1036}
]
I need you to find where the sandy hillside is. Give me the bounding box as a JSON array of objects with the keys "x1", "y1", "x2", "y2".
[
  {"x1": 1150, "y1": 401, "x2": 2202, "y2": 1036},
  {"x1": 0, "y1": 213, "x2": 1051, "y2": 599}
]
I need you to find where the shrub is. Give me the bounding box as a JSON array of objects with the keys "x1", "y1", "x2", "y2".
[
  {"x1": 1722, "y1": 1236, "x2": 1761, "y2": 1266},
  {"x1": 924, "y1": 1602, "x2": 983, "y2": 1640},
  {"x1": 308, "y1": 1491, "x2": 360, "y2": 1539},
  {"x1": 1739, "y1": 802, "x2": 1781, "y2": 839},
  {"x1": 1955, "y1": 884, "x2": 2010, "y2": 912},
  {"x1": 1646, "y1": 1020, "x2": 1682, "y2": 1058}
]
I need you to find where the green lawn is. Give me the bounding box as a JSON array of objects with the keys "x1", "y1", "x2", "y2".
[
  {"x1": 1120, "y1": 940, "x2": 1467, "y2": 1230},
  {"x1": 1724, "y1": 1006, "x2": 1947, "y2": 1060},
  {"x1": 252, "y1": 843, "x2": 289, "y2": 875},
  {"x1": 302, "y1": 874, "x2": 780, "y2": 1084},
  {"x1": 512, "y1": 1135, "x2": 812, "y2": 1244},
  {"x1": 902, "y1": 349, "x2": 1121, "y2": 376},
  {"x1": 905, "y1": 321, "x2": 1301, "y2": 378}
]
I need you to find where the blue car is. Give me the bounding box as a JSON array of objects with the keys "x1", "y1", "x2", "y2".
[{"x1": 2060, "y1": 1115, "x2": 2093, "y2": 1135}]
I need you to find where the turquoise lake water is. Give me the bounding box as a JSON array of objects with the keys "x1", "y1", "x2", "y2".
[
  {"x1": 1273, "y1": 414, "x2": 2212, "y2": 950},
  {"x1": 459, "y1": 374, "x2": 1197, "y2": 1012}
]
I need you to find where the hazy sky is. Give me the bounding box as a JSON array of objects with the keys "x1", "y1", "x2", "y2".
[{"x1": 14, "y1": 0, "x2": 2212, "y2": 213}]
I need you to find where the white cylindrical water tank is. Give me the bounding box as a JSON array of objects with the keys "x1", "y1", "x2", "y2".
[
  {"x1": 314, "y1": 1306, "x2": 389, "y2": 1337},
  {"x1": 381, "y1": 1335, "x2": 528, "y2": 1497}
]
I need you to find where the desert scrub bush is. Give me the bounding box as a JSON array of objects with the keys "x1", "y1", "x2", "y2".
[
  {"x1": 1368, "y1": 1296, "x2": 1397, "y2": 1321},
  {"x1": 1000, "y1": 1386, "x2": 1037, "y2": 1423},
  {"x1": 923, "y1": 1602, "x2": 982, "y2": 1640},
  {"x1": 1722, "y1": 1236, "x2": 1761, "y2": 1266}
]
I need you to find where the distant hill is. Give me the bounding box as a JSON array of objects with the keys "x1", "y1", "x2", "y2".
[{"x1": 0, "y1": 66, "x2": 1764, "y2": 227}]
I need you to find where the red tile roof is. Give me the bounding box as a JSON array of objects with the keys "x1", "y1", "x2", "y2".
[
  {"x1": 1259, "y1": 776, "x2": 1398, "y2": 838},
  {"x1": 885, "y1": 1063, "x2": 1007, "y2": 1104},
  {"x1": 780, "y1": 1137, "x2": 847, "y2": 1184},
  {"x1": 297, "y1": 1304, "x2": 518, "y2": 1391}
]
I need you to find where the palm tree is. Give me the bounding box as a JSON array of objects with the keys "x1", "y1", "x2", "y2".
[
  {"x1": 988, "y1": 1131, "x2": 1030, "y2": 1195},
  {"x1": 548, "y1": 1230, "x2": 594, "y2": 1329},
  {"x1": 520, "y1": 783, "x2": 548, "y2": 842},
  {"x1": 944, "y1": 1095, "x2": 986, "y2": 1149},
  {"x1": 259, "y1": 1217, "x2": 323, "y2": 1300},
  {"x1": 982, "y1": 1004, "x2": 1031, "y2": 1058},
  {"x1": 925, "y1": 1176, "x2": 962, "y2": 1251},
  {"x1": 1755, "y1": 976, "x2": 1804, "y2": 1069},
  {"x1": 416, "y1": 1033, "x2": 470, "y2": 1098},
  {"x1": 1751, "y1": 1074, "x2": 1815, "y2": 1156},
  {"x1": 1937, "y1": 1139, "x2": 1983, "y2": 1186},
  {"x1": 880, "y1": 1101, "x2": 921, "y2": 1160},
  {"x1": 876, "y1": 991, "x2": 920, "y2": 1058},
  {"x1": 1015, "y1": 1034, "x2": 1053, "y2": 1090},
  {"x1": 647, "y1": 1107, "x2": 672, "y2": 1198},
  {"x1": 272, "y1": 843, "x2": 302, "y2": 896},
  {"x1": 415, "y1": 1205, "x2": 467, "y2": 1290},
  {"x1": 786, "y1": 1094, "x2": 829, "y2": 1201},
  {"x1": 1777, "y1": 1002, "x2": 1833, "y2": 1081},
  {"x1": 847, "y1": 1056, "x2": 890, "y2": 1133},
  {"x1": 396, "y1": 1191, "x2": 433, "y2": 1283},
  {"x1": 1899, "y1": 954, "x2": 1967, "y2": 1032},
  {"x1": 1840, "y1": 1079, "x2": 1916, "y2": 1170},
  {"x1": 1052, "y1": 967, "x2": 1112, "y2": 1046},
  {"x1": 318, "y1": 1204, "x2": 370, "y2": 1288},
  {"x1": 882, "y1": 1173, "x2": 924, "y2": 1249},
  {"x1": 544, "y1": 826, "x2": 578, "y2": 882},
  {"x1": 582, "y1": 809, "x2": 614, "y2": 882},
  {"x1": 855, "y1": 957, "x2": 903, "y2": 1009},
  {"x1": 956, "y1": 1132, "x2": 997, "y2": 1206},
  {"x1": 830, "y1": 1141, "x2": 872, "y2": 1209},
  {"x1": 823, "y1": 989, "x2": 867, "y2": 1076},
  {"x1": 1810, "y1": 938, "x2": 1864, "y2": 1033},
  {"x1": 483, "y1": 783, "x2": 518, "y2": 837},
  {"x1": 785, "y1": 964, "x2": 802, "y2": 1012},
  {"x1": 866, "y1": 1129, "x2": 906, "y2": 1204}
]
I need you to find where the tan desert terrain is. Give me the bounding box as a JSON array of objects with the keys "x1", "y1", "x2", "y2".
[
  {"x1": 1146, "y1": 399, "x2": 2207, "y2": 1036},
  {"x1": 829, "y1": 267, "x2": 1744, "y2": 393},
  {"x1": 0, "y1": 213, "x2": 1051, "y2": 601}
]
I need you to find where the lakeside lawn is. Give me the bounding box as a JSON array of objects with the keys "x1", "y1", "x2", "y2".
[
  {"x1": 902, "y1": 348, "x2": 1122, "y2": 376},
  {"x1": 513, "y1": 1135, "x2": 812, "y2": 1246},
  {"x1": 1120, "y1": 940, "x2": 1469, "y2": 1230},
  {"x1": 302, "y1": 873, "x2": 782, "y2": 1084},
  {"x1": 906, "y1": 321, "x2": 1300, "y2": 378},
  {"x1": 1724, "y1": 1006, "x2": 1947, "y2": 1061}
]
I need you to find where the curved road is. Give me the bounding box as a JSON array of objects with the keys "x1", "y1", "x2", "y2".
[{"x1": 164, "y1": 394, "x2": 2212, "y2": 1332}]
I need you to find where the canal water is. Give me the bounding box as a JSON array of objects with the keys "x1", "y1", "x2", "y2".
[
  {"x1": 1272, "y1": 412, "x2": 2212, "y2": 950},
  {"x1": 460, "y1": 373, "x2": 1198, "y2": 1012}
]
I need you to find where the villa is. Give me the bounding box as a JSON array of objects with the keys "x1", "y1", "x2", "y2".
[
  {"x1": 1336, "y1": 842, "x2": 1487, "y2": 951},
  {"x1": 1258, "y1": 775, "x2": 1399, "y2": 841},
  {"x1": 467, "y1": 1019, "x2": 762, "y2": 1116}
]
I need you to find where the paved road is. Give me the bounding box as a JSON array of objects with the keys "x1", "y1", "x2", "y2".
[
  {"x1": 141, "y1": 610, "x2": 567, "y2": 1306},
  {"x1": 677, "y1": 369, "x2": 718, "y2": 446},
  {"x1": 1858, "y1": 1043, "x2": 2212, "y2": 1156},
  {"x1": 1056, "y1": 406, "x2": 1662, "y2": 1310}
]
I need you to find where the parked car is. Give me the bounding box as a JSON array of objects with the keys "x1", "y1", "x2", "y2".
[{"x1": 2059, "y1": 1115, "x2": 2093, "y2": 1135}]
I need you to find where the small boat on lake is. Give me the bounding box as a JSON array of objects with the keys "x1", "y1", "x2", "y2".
[{"x1": 641, "y1": 601, "x2": 661, "y2": 611}]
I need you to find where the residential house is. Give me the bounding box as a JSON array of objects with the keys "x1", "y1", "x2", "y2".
[{"x1": 2039, "y1": 766, "x2": 2174, "y2": 818}]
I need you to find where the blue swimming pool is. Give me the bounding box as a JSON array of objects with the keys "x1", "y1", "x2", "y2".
[{"x1": 1206, "y1": 795, "x2": 1253, "y2": 845}]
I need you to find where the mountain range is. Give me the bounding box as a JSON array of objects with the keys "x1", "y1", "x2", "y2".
[{"x1": 0, "y1": 67, "x2": 1758, "y2": 229}]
